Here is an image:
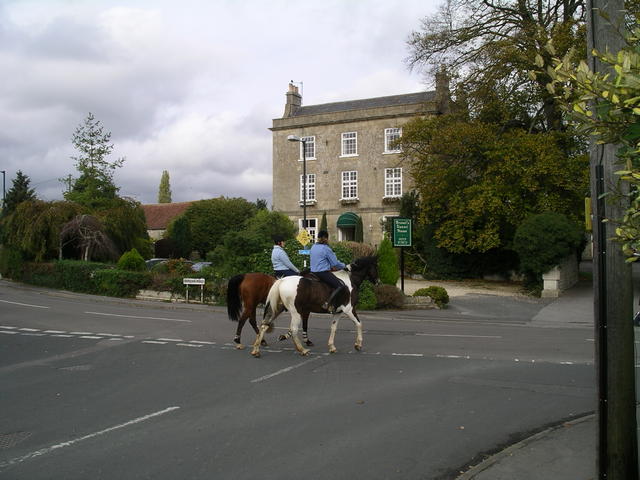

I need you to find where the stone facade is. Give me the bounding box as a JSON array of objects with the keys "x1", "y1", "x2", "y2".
[{"x1": 271, "y1": 79, "x2": 448, "y2": 246}]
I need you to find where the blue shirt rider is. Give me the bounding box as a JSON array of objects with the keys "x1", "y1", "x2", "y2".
[
  {"x1": 271, "y1": 235, "x2": 300, "y2": 278},
  {"x1": 310, "y1": 230, "x2": 348, "y2": 313}
]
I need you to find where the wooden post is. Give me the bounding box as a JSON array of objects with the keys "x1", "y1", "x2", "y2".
[{"x1": 587, "y1": 1, "x2": 638, "y2": 478}]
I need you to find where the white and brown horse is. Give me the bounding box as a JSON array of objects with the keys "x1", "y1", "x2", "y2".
[{"x1": 251, "y1": 256, "x2": 378, "y2": 357}]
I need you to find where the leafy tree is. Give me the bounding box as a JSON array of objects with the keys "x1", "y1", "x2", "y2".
[
  {"x1": 157, "y1": 170, "x2": 172, "y2": 203},
  {"x1": 377, "y1": 236, "x2": 400, "y2": 285},
  {"x1": 2, "y1": 171, "x2": 36, "y2": 218},
  {"x1": 255, "y1": 198, "x2": 268, "y2": 210},
  {"x1": 406, "y1": 0, "x2": 586, "y2": 131},
  {"x1": 99, "y1": 197, "x2": 152, "y2": 258},
  {"x1": 64, "y1": 112, "x2": 124, "y2": 210},
  {"x1": 401, "y1": 114, "x2": 589, "y2": 254},
  {"x1": 542, "y1": 18, "x2": 640, "y2": 259},
  {"x1": 3, "y1": 200, "x2": 86, "y2": 261},
  {"x1": 165, "y1": 215, "x2": 192, "y2": 258},
  {"x1": 185, "y1": 197, "x2": 257, "y2": 257}
]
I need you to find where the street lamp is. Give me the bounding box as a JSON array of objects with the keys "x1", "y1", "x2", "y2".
[
  {"x1": 0, "y1": 170, "x2": 5, "y2": 210},
  {"x1": 287, "y1": 135, "x2": 307, "y2": 231}
]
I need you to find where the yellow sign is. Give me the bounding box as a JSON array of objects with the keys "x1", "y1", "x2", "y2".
[{"x1": 296, "y1": 228, "x2": 311, "y2": 246}]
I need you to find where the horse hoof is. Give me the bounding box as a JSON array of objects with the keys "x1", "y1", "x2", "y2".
[
  {"x1": 251, "y1": 350, "x2": 261, "y2": 358},
  {"x1": 329, "y1": 347, "x2": 337, "y2": 354},
  {"x1": 278, "y1": 334, "x2": 287, "y2": 341},
  {"x1": 235, "y1": 343, "x2": 245, "y2": 350},
  {"x1": 305, "y1": 339, "x2": 314, "y2": 347},
  {"x1": 354, "y1": 345, "x2": 362, "y2": 351},
  {"x1": 300, "y1": 349, "x2": 310, "y2": 356}
]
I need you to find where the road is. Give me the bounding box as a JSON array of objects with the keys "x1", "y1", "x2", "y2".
[{"x1": 0, "y1": 280, "x2": 595, "y2": 480}]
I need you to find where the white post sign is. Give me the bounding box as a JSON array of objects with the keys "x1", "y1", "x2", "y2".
[{"x1": 183, "y1": 278, "x2": 205, "y2": 303}]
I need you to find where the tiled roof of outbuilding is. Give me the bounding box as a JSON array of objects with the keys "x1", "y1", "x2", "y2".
[
  {"x1": 292, "y1": 91, "x2": 435, "y2": 117},
  {"x1": 141, "y1": 202, "x2": 193, "y2": 230}
]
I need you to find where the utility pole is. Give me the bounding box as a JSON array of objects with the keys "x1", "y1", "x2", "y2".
[{"x1": 587, "y1": 0, "x2": 638, "y2": 478}]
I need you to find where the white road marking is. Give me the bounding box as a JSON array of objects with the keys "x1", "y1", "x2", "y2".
[
  {"x1": 157, "y1": 338, "x2": 183, "y2": 342},
  {"x1": 0, "y1": 326, "x2": 18, "y2": 329},
  {"x1": 51, "y1": 334, "x2": 73, "y2": 338},
  {"x1": 251, "y1": 356, "x2": 322, "y2": 383},
  {"x1": 392, "y1": 353, "x2": 424, "y2": 357},
  {"x1": 85, "y1": 311, "x2": 191, "y2": 323},
  {"x1": 44, "y1": 330, "x2": 66, "y2": 334},
  {"x1": 189, "y1": 340, "x2": 216, "y2": 345},
  {"x1": 415, "y1": 333, "x2": 502, "y2": 339},
  {"x1": 0, "y1": 407, "x2": 180, "y2": 469},
  {"x1": 0, "y1": 299, "x2": 49, "y2": 309},
  {"x1": 20, "y1": 333, "x2": 46, "y2": 337},
  {"x1": 97, "y1": 333, "x2": 122, "y2": 337},
  {"x1": 80, "y1": 336, "x2": 103, "y2": 340},
  {"x1": 19, "y1": 328, "x2": 40, "y2": 332},
  {"x1": 69, "y1": 332, "x2": 93, "y2": 335},
  {"x1": 177, "y1": 343, "x2": 202, "y2": 348},
  {"x1": 142, "y1": 340, "x2": 167, "y2": 345},
  {"x1": 0, "y1": 330, "x2": 18, "y2": 335},
  {"x1": 436, "y1": 354, "x2": 471, "y2": 359}
]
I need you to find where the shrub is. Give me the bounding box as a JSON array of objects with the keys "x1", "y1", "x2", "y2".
[
  {"x1": 21, "y1": 262, "x2": 61, "y2": 288},
  {"x1": 374, "y1": 284, "x2": 405, "y2": 309},
  {"x1": 117, "y1": 248, "x2": 146, "y2": 272},
  {"x1": 413, "y1": 286, "x2": 450, "y2": 308},
  {"x1": 92, "y1": 269, "x2": 152, "y2": 297},
  {"x1": 377, "y1": 236, "x2": 399, "y2": 285},
  {"x1": 513, "y1": 212, "x2": 583, "y2": 283},
  {"x1": 54, "y1": 260, "x2": 113, "y2": 293},
  {"x1": 344, "y1": 241, "x2": 376, "y2": 260},
  {"x1": 0, "y1": 246, "x2": 24, "y2": 280},
  {"x1": 356, "y1": 280, "x2": 377, "y2": 310}
]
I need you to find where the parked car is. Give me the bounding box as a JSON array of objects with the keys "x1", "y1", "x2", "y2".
[
  {"x1": 192, "y1": 262, "x2": 212, "y2": 272},
  {"x1": 145, "y1": 258, "x2": 168, "y2": 270}
]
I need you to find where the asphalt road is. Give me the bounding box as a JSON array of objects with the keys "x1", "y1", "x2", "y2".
[{"x1": 0, "y1": 280, "x2": 595, "y2": 480}]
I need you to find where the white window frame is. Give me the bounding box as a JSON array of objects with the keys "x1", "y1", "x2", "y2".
[
  {"x1": 384, "y1": 168, "x2": 402, "y2": 197},
  {"x1": 341, "y1": 171, "x2": 358, "y2": 200},
  {"x1": 384, "y1": 128, "x2": 402, "y2": 153},
  {"x1": 299, "y1": 136, "x2": 316, "y2": 160},
  {"x1": 299, "y1": 217, "x2": 317, "y2": 241},
  {"x1": 341, "y1": 132, "x2": 358, "y2": 157},
  {"x1": 299, "y1": 173, "x2": 316, "y2": 204}
]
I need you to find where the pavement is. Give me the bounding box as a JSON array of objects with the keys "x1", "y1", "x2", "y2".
[{"x1": 398, "y1": 267, "x2": 598, "y2": 479}]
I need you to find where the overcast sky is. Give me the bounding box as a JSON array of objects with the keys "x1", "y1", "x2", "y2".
[{"x1": 0, "y1": 0, "x2": 440, "y2": 206}]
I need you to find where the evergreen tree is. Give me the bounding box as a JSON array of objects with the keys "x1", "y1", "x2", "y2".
[
  {"x1": 355, "y1": 217, "x2": 363, "y2": 243},
  {"x1": 377, "y1": 235, "x2": 400, "y2": 285},
  {"x1": 64, "y1": 112, "x2": 124, "y2": 210},
  {"x1": 320, "y1": 211, "x2": 328, "y2": 232},
  {"x1": 2, "y1": 171, "x2": 36, "y2": 218},
  {"x1": 157, "y1": 170, "x2": 172, "y2": 203}
]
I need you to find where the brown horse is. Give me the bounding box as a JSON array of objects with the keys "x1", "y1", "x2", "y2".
[
  {"x1": 251, "y1": 256, "x2": 378, "y2": 357},
  {"x1": 226, "y1": 273, "x2": 313, "y2": 349}
]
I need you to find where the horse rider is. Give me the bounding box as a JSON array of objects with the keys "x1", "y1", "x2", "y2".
[
  {"x1": 310, "y1": 230, "x2": 348, "y2": 314},
  {"x1": 271, "y1": 235, "x2": 300, "y2": 278}
]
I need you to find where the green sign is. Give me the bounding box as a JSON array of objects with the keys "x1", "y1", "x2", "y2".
[{"x1": 392, "y1": 217, "x2": 412, "y2": 247}]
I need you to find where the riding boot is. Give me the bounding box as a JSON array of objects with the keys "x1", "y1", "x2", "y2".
[{"x1": 323, "y1": 286, "x2": 344, "y2": 314}]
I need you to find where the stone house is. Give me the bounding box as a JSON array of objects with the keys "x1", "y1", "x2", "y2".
[{"x1": 270, "y1": 76, "x2": 449, "y2": 246}]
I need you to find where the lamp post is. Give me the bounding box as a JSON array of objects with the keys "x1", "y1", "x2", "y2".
[
  {"x1": 1, "y1": 170, "x2": 5, "y2": 210},
  {"x1": 287, "y1": 135, "x2": 307, "y2": 231}
]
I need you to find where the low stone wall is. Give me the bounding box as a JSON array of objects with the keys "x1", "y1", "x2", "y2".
[
  {"x1": 402, "y1": 295, "x2": 437, "y2": 309},
  {"x1": 541, "y1": 255, "x2": 579, "y2": 298}
]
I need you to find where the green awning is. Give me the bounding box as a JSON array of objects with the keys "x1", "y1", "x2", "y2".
[{"x1": 336, "y1": 212, "x2": 359, "y2": 228}]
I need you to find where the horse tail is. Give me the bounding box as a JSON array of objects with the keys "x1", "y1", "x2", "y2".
[
  {"x1": 263, "y1": 278, "x2": 283, "y2": 331},
  {"x1": 226, "y1": 274, "x2": 245, "y2": 322}
]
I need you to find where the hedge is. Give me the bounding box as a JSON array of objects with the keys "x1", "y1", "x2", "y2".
[{"x1": 92, "y1": 269, "x2": 151, "y2": 297}]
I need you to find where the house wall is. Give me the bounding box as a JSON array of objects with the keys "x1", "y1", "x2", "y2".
[{"x1": 271, "y1": 89, "x2": 442, "y2": 246}]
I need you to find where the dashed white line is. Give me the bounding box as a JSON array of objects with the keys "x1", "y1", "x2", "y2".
[
  {"x1": 0, "y1": 326, "x2": 18, "y2": 329},
  {"x1": 251, "y1": 356, "x2": 322, "y2": 383},
  {"x1": 177, "y1": 343, "x2": 202, "y2": 348},
  {"x1": 19, "y1": 328, "x2": 41, "y2": 332},
  {"x1": 20, "y1": 333, "x2": 46, "y2": 337},
  {"x1": 392, "y1": 353, "x2": 424, "y2": 357},
  {"x1": 69, "y1": 332, "x2": 93, "y2": 335},
  {"x1": 0, "y1": 406, "x2": 180, "y2": 469},
  {"x1": 157, "y1": 338, "x2": 183, "y2": 342},
  {"x1": 51, "y1": 334, "x2": 73, "y2": 338},
  {"x1": 189, "y1": 340, "x2": 216, "y2": 345},
  {"x1": 80, "y1": 336, "x2": 103, "y2": 340},
  {"x1": 0, "y1": 299, "x2": 49, "y2": 309},
  {"x1": 43, "y1": 330, "x2": 66, "y2": 334},
  {"x1": 142, "y1": 340, "x2": 167, "y2": 345},
  {"x1": 0, "y1": 330, "x2": 18, "y2": 335},
  {"x1": 85, "y1": 312, "x2": 191, "y2": 323}
]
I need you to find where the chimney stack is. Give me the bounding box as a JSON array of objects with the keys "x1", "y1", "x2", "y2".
[
  {"x1": 435, "y1": 67, "x2": 451, "y2": 115},
  {"x1": 284, "y1": 83, "x2": 302, "y2": 117}
]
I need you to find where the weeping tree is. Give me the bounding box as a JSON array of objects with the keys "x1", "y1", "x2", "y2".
[{"x1": 59, "y1": 215, "x2": 118, "y2": 262}]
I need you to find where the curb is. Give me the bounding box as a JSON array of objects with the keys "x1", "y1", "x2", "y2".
[{"x1": 455, "y1": 414, "x2": 596, "y2": 479}]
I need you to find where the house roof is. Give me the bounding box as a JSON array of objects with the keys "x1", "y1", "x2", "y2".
[
  {"x1": 292, "y1": 91, "x2": 435, "y2": 117},
  {"x1": 141, "y1": 202, "x2": 193, "y2": 230}
]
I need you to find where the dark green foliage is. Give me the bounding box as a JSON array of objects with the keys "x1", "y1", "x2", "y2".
[
  {"x1": 356, "y1": 280, "x2": 377, "y2": 310},
  {"x1": 413, "y1": 286, "x2": 450, "y2": 308},
  {"x1": 117, "y1": 248, "x2": 146, "y2": 271},
  {"x1": 330, "y1": 242, "x2": 354, "y2": 265},
  {"x1": 92, "y1": 269, "x2": 151, "y2": 297},
  {"x1": 0, "y1": 247, "x2": 24, "y2": 279},
  {"x1": 374, "y1": 284, "x2": 405, "y2": 309},
  {"x1": 158, "y1": 170, "x2": 172, "y2": 203},
  {"x1": 185, "y1": 197, "x2": 257, "y2": 257},
  {"x1": 513, "y1": 212, "x2": 583, "y2": 280},
  {"x1": 255, "y1": 198, "x2": 268, "y2": 210},
  {"x1": 100, "y1": 197, "x2": 152, "y2": 258},
  {"x1": 320, "y1": 211, "x2": 328, "y2": 232},
  {"x1": 54, "y1": 260, "x2": 113, "y2": 293},
  {"x1": 2, "y1": 171, "x2": 36, "y2": 218},
  {"x1": 20, "y1": 262, "x2": 61, "y2": 288},
  {"x1": 355, "y1": 217, "x2": 363, "y2": 242},
  {"x1": 165, "y1": 215, "x2": 192, "y2": 258},
  {"x1": 377, "y1": 236, "x2": 399, "y2": 285}
]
